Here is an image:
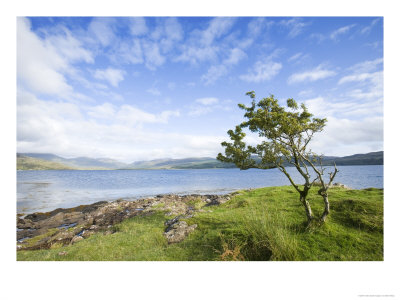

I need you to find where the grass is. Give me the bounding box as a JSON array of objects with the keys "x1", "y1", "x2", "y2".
[
  {"x1": 17, "y1": 156, "x2": 74, "y2": 170},
  {"x1": 17, "y1": 186, "x2": 383, "y2": 261}
]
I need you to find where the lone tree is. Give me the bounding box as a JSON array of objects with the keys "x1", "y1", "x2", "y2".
[{"x1": 217, "y1": 91, "x2": 338, "y2": 224}]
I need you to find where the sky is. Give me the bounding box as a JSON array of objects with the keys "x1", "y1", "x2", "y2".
[{"x1": 16, "y1": 16, "x2": 384, "y2": 162}]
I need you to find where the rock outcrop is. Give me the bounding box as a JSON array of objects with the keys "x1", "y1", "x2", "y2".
[{"x1": 17, "y1": 193, "x2": 235, "y2": 250}]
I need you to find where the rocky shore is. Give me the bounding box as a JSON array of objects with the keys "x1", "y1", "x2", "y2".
[{"x1": 17, "y1": 193, "x2": 235, "y2": 251}]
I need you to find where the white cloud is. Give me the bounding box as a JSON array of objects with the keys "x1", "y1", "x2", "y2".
[
  {"x1": 94, "y1": 68, "x2": 126, "y2": 87},
  {"x1": 45, "y1": 27, "x2": 94, "y2": 64},
  {"x1": 17, "y1": 91, "x2": 184, "y2": 161},
  {"x1": 348, "y1": 58, "x2": 383, "y2": 73},
  {"x1": 240, "y1": 59, "x2": 282, "y2": 82},
  {"x1": 224, "y1": 48, "x2": 247, "y2": 65},
  {"x1": 151, "y1": 18, "x2": 184, "y2": 54},
  {"x1": 146, "y1": 87, "x2": 161, "y2": 96},
  {"x1": 201, "y1": 48, "x2": 247, "y2": 85},
  {"x1": 87, "y1": 103, "x2": 116, "y2": 119},
  {"x1": 176, "y1": 46, "x2": 218, "y2": 65},
  {"x1": 112, "y1": 18, "x2": 182, "y2": 69},
  {"x1": 88, "y1": 17, "x2": 116, "y2": 47},
  {"x1": 114, "y1": 39, "x2": 144, "y2": 64},
  {"x1": 115, "y1": 105, "x2": 179, "y2": 125},
  {"x1": 337, "y1": 59, "x2": 383, "y2": 102},
  {"x1": 294, "y1": 96, "x2": 383, "y2": 156},
  {"x1": 309, "y1": 116, "x2": 383, "y2": 156},
  {"x1": 202, "y1": 65, "x2": 228, "y2": 85},
  {"x1": 288, "y1": 65, "x2": 336, "y2": 84},
  {"x1": 288, "y1": 52, "x2": 303, "y2": 62},
  {"x1": 17, "y1": 17, "x2": 73, "y2": 96},
  {"x1": 142, "y1": 41, "x2": 165, "y2": 69},
  {"x1": 188, "y1": 97, "x2": 221, "y2": 116},
  {"x1": 304, "y1": 96, "x2": 382, "y2": 119},
  {"x1": 280, "y1": 18, "x2": 308, "y2": 38},
  {"x1": 298, "y1": 89, "x2": 314, "y2": 97},
  {"x1": 188, "y1": 106, "x2": 214, "y2": 116},
  {"x1": 195, "y1": 97, "x2": 219, "y2": 105},
  {"x1": 330, "y1": 24, "x2": 356, "y2": 40},
  {"x1": 287, "y1": 52, "x2": 309, "y2": 64},
  {"x1": 360, "y1": 18, "x2": 380, "y2": 35},
  {"x1": 201, "y1": 17, "x2": 236, "y2": 45},
  {"x1": 163, "y1": 18, "x2": 184, "y2": 43},
  {"x1": 247, "y1": 18, "x2": 272, "y2": 37},
  {"x1": 338, "y1": 71, "x2": 382, "y2": 85},
  {"x1": 176, "y1": 17, "x2": 235, "y2": 65},
  {"x1": 129, "y1": 17, "x2": 148, "y2": 36}
]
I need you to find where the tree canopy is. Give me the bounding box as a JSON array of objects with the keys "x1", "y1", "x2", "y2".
[{"x1": 217, "y1": 91, "x2": 338, "y2": 223}]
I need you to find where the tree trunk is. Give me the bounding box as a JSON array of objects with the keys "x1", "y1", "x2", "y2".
[
  {"x1": 300, "y1": 195, "x2": 313, "y2": 223},
  {"x1": 320, "y1": 194, "x2": 330, "y2": 222}
]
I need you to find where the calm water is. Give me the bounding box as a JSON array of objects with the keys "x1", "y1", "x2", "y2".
[{"x1": 17, "y1": 165, "x2": 383, "y2": 214}]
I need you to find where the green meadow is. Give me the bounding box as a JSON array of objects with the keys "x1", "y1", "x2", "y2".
[{"x1": 17, "y1": 186, "x2": 383, "y2": 261}]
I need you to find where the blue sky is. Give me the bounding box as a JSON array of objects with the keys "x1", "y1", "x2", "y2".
[{"x1": 17, "y1": 16, "x2": 383, "y2": 162}]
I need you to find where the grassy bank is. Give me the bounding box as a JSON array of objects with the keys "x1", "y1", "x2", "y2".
[{"x1": 17, "y1": 186, "x2": 383, "y2": 261}]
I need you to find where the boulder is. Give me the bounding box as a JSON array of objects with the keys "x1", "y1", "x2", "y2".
[
  {"x1": 71, "y1": 236, "x2": 84, "y2": 244},
  {"x1": 164, "y1": 220, "x2": 197, "y2": 244}
]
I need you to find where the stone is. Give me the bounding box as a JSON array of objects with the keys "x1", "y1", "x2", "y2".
[
  {"x1": 164, "y1": 216, "x2": 180, "y2": 229},
  {"x1": 164, "y1": 221, "x2": 197, "y2": 244},
  {"x1": 17, "y1": 217, "x2": 35, "y2": 229},
  {"x1": 332, "y1": 182, "x2": 351, "y2": 189},
  {"x1": 81, "y1": 230, "x2": 95, "y2": 238},
  {"x1": 71, "y1": 236, "x2": 84, "y2": 244},
  {"x1": 17, "y1": 191, "x2": 235, "y2": 250}
]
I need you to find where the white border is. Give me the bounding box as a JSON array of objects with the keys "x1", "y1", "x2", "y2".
[{"x1": 2, "y1": 1, "x2": 399, "y2": 299}]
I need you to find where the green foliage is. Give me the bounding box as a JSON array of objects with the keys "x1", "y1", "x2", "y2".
[
  {"x1": 17, "y1": 187, "x2": 383, "y2": 261},
  {"x1": 217, "y1": 91, "x2": 334, "y2": 222},
  {"x1": 217, "y1": 91, "x2": 327, "y2": 170}
]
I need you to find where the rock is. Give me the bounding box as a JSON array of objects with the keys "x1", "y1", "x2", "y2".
[
  {"x1": 54, "y1": 230, "x2": 75, "y2": 242},
  {"x1": 89, "y1": 225, "x2": 99, "y2": 230},
  {"x1": 164, "y1": 220, "x2": 197, "y2": 244},
  {"x1": 71, "y1": 236, "x2": 84, "y2": 244},
  {"x1": 332, "y1": 182, "x2": 351, "y2": 189},
  {"x1": 17, "y1": 217, "x2": 35, "y2": 229},
  {"x1": 81, "y1": 230, "x2": 95, "y2": 238},
  {"x1": 17, "y1": 192, "x2": 235, "y2": 250},
  {"x1": 164, "y1": 216, "x2": 180, "y2": 229}
]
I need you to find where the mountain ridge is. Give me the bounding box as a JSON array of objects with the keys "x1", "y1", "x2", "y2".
[{"x1": 17, "y1": 151, "x2": 383, "y2": 170}]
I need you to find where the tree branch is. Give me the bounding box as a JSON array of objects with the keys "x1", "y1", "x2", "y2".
[{"x1": 278, "y1": 165, "x2": 301, "y2": 193}]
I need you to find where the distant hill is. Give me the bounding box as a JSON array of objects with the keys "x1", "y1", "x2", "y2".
[
  {"x1": 19, "y1": 153, "x2": 126, "y2": 170},
  {"x1": 126, "y1": 152, "x2": 383, "y2": 169},
  {"x1": 17, "y1": 155, "x2": 74, "y2": 170},
  {"x1": 322, "y1": 151, "x2": 383, "y2": 166},
  {"x1": 17, "y1": 151, "x2": 383, "y2": 170},
  {"x1": 126, "y1": 157, "x2": 236, "y2": 169}
]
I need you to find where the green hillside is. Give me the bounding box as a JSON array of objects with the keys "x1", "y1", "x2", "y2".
[
  {"x1": 127, "y1": 157, "x2": 236, "y2": 169},
  {"x1": 17, "y1": 155, "x2": 74, "y2": 170}
]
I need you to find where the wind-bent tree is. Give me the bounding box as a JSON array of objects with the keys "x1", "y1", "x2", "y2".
[{"x1": 217, "y1": 91, "x2": 338, "y2": 223}]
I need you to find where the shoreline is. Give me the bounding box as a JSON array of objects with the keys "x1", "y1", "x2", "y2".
[
  {"x1": 17, "y1": 188, "x2": 240, "y2": 215},
  {"x1": 17, "y1": 192, "x2": 236, "y2": 250},
  {"x1": 16, "y1": 186, "x2": 384, "y2": 261}
]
